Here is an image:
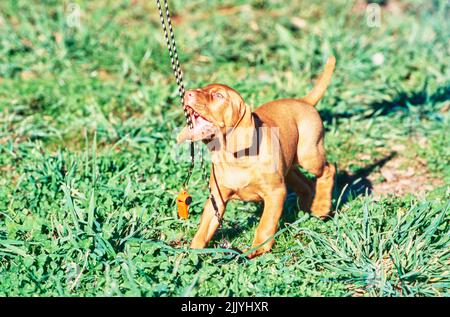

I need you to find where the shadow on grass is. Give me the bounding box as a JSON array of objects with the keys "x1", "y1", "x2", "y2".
[
  {"x1": 333, "y1": 151, "x2": 397, "y2": 207},
  {"x1": 367, "y1": 81, "x2": 450, "y2": 117},
  {"x1": 320, "y1": 81, "x2": 450, "y2": 124},
  {"x1": 217, "y1": 215, "x2": 260, "y2": 243},
  {"x1": 280, "y1": 152, "x2": 397, "y2": 226}
]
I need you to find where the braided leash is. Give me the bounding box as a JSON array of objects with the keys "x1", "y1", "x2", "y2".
[
  {"x1": 156, "y1": 0, "x2": 224, "y2": 231},
  {"x1": 156, "y1": 0, "x2": 194, "y2": 187},
  {"x1": 199, "y1": 145, "x2": 223, "y2": 229}
]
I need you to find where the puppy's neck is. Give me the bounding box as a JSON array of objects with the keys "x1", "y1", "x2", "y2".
[
  {"x1": 231, "y1": 113, "x2": 262, "y2": 159},
  {"x1": 206, "y1": 104, "x2": 260, "y2": 160},
  {"x1": 223, "y1": 108, "x2": 260, "y2": 158}
]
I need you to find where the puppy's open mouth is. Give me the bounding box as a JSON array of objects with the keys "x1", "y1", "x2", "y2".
[{"x1": 184, "y1": 105, "x2": 216, "y2": 141}]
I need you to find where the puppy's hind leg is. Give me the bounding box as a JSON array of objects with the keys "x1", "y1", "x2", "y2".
[
  {"x1": 310, "y1": 162, "x2": 335, "y2": 219},
  {"x1": 286, "y1": 167, "x2": 314, "y2": 211},
  {"x1": 297, "y1": 139, "x2": 335, "y2": 219}
]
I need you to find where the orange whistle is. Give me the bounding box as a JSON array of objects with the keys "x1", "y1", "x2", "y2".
[{"x1": 177, "y1": 190, "x2": 192, "y2": 219}]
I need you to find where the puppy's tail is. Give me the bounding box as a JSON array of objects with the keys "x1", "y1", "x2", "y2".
[{"x1": 302, "y1": 56, "x2": 336, "y2": 106}]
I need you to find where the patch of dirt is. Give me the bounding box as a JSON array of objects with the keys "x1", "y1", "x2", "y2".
[{"x1": 369, "y1": 144, "x2": 443, "y2": 198}]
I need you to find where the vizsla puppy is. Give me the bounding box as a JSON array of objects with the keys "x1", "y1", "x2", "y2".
[{"x1": 177, "y1": 56, "x2": 336, "y2": 258}]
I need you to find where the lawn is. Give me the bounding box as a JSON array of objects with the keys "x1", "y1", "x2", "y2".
[{"x1": 0, "y1": 0, "x2": 449, "y2": 296}]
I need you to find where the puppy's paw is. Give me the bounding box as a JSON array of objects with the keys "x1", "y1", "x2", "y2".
[
  {"x1": 190, "y1": 238, "x2": 207, "y2": 249},
  {"x1": 310, "y1": 202, "x2": 331, "y2": 219},
  {"x1": 245, "y1": 244, "x2": 272, "y2": 259}
]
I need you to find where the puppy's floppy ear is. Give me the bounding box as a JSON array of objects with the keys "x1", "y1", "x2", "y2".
[
  {"x1": 236, "y1": 99, "x2": 253, "y2": 128},
  {"x1": 229, "y1": 92, "x2": 251, "y2": 128},
  {"x1": 224, "y1": 98, "x2": 254, "y2": 154}
]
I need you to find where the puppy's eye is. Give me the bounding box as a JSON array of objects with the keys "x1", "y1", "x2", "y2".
[{"x1": 213, "y1": 92, "x2": 224, "y2": 99}]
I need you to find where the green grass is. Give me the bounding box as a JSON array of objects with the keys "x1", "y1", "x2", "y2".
[{"x1": 0, "y1": 0, "x2": 449, "y2": 296}]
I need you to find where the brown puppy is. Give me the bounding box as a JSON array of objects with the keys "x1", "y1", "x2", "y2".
[{"x1": 177, "y1": 56, "x2": 336, "y2": 258}]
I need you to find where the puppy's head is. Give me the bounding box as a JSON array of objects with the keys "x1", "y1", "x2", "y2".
[{"x1": 177, "y1": 84, "x2": 249, "y2": 143}]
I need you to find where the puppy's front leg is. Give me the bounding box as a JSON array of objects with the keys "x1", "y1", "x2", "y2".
[
  {"x1": 247, "y1": 187, "x2": 287, "y2": 258},
  {"x1": 191, "y1": 184, "x2": 231, "y2": 249}
]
